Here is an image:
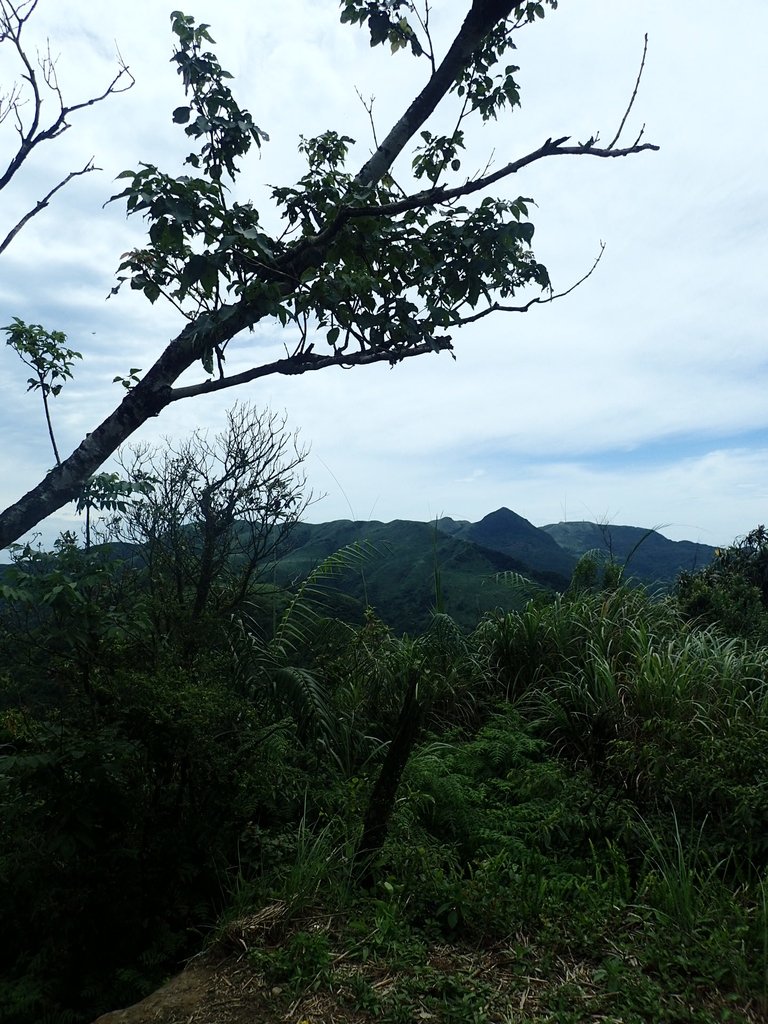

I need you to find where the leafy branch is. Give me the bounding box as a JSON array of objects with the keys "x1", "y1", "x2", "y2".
[{"x1": 3, "y1": 317, "x2": 82, "y2": 465}]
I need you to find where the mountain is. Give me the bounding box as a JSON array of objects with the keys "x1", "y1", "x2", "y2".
[
  {"x1": 541, "y1": 521, "x2": 715, "y2": 585},
  {"x1": 272, "y1": 518, "x2": 571, "y2": 634},
  {"x1": 269, "y1": 509, "x2": 715, "y2": 631},
  {"x1": 437, "y1": 507, "x2": 576, "y2": 579}
]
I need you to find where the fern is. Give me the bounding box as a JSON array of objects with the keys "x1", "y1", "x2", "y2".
[
  {"x1": 268, "y1": 541, "x2": 375, "y2": 659},
  {"x1": 231, "y1": 542, "x2": 376, "y2": 755},
  {"x1": 403, "y1": 741, "x2": 478, "y2": 852}
]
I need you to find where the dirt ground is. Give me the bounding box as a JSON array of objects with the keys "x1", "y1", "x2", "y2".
[{"x1": 90, "y1": 904, "x2": 766, "y2": 1024}]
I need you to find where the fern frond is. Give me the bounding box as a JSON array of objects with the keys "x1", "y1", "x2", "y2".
[
  {"x1": 229, "y1": 542, "x2": 376, "y2": 757},
  {"x1": 273, "y1": 541, "x2": 377, "y2": 656},
  {"x1": 269, "y1": 664, "x2": 338, "y2": 747}
]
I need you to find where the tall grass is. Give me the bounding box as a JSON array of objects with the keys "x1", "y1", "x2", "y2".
[
  {"x1": 481, "y1": 586, "x2": 768, "y2": 745},
  {"x1": 634, "y1": 808, "x2": 717, "y2": 935},
  {"x1": 475, "y1": 586, "x2": 768, "y2": 877},
  {"x1": 759, "y1": 877, "x2": 768, "y2": 1011}
]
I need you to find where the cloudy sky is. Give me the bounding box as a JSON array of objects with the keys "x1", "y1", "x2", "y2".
[{"x1": 1, "y1": 0, "x2": 766, "y2": 553}]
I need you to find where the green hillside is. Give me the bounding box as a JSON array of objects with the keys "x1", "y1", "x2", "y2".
[
  {"x1": 2, "y1": 511, "x2": 716, "y2": 635},
  {"x1": 543, "y1": 520, "x2": 716, "y2": 585},
  {"x1": 265, "y1": 509, "x2": 716, "y2": 632},
  {"x1": 272, "y1": 518, "x2": 569, "y2": 633}
]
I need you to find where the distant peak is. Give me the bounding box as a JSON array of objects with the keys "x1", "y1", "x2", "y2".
[
  {"x1": 485, "y1": 506, "x2": 520, "y2": 519},
  {"x1": 480, "y1": 507, "x2": 535, "y2": 527}
]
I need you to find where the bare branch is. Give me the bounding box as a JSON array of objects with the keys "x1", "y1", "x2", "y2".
[
  {"x1": 0, "y1": 159, "x2": 96, "y2": 256},
  {"x1": 454, "y1": 242, "x2": 606, "y2": 326},
  {"x1": 0, "y1": 51, "x2": 134, "y2": 191},
  {"x1": 607, "y1": 33, "x2": 649, "y2": 150},
  {"x1": 360, "y1": 137, "x2": 660, "y2": 214},
  {"x1": 0, "y1": 0, "x2": 134, "y2": 250}
]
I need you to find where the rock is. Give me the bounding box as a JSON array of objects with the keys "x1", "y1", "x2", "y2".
[{"x1": 91, "y1": 965, "x2": 215, "y2": 1024}]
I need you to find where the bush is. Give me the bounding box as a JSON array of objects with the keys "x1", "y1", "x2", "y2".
[{"x1": 676, "y1": 525, "x2": 768, "y2": 640}]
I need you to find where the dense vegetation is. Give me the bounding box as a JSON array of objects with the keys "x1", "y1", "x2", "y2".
[{"x1": 1, "y1": 510, "x2": 767, "y2": 1023}]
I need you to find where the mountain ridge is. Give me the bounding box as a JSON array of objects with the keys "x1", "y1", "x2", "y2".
[
  {"x1": 0, "y1": 509, "x2": 717, "y2": 634},
  {"x1": 274, "y1": 508, "x2": 717, "y2": 630}
]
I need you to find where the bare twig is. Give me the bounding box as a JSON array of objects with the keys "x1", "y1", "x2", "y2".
[
  {"x1": 413, "y1": 0, "x2": 436, "y2": 74},
  {"x1": 0, "y1": 0, "x2": 134, "y2": 250},
  {"x1": 454, "y1": 242, "x2": 606, "y2": 326},
  {"x1": 356, "y1": 88, "x2": 380, "y2": 150},
  {"x1": 0, "y1": 160, "x2": 96, "y2": 256},
  {"x1": 355, "y1": 90, "x2": 410, "y2": 199},
  {"x1": 607, "y1": 33, "x2": 649, "y2": 150}
]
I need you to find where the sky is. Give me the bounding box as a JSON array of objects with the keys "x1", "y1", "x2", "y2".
[{"x1": 1, "y1": 0, "x2": 767, "y2": 553}]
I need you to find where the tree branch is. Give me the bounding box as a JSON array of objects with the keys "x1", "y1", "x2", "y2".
[
  {"x1": 0, "y1": 160, "x2": 97, "y2": 256},
  {"x1": 284, "y1": 136, "x2": 658, "y2": 265},
  {"x1": 0, "y1": 334, "x2": 453, "y2": 548},
  {"x1": 454, "y1": 242, "x2": 606, "y2": 325},
  {"x1": 167, "y1": 338, "x2": 455, "y2": 402}
]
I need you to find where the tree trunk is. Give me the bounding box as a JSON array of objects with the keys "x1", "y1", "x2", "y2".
[{"x1": 354, "y1": 667, "x2": 423, "y2": 888}]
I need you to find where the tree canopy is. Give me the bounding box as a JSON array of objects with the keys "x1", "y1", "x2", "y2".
[{"x1": 0, "y1": 0, "x2": 658, "y2": 550}]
